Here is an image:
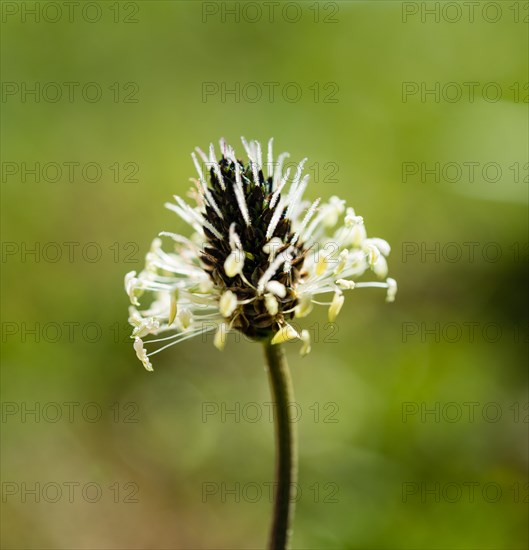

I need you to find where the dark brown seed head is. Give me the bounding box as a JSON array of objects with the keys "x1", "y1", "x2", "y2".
[{"x1": 200, "y1": 156, "x2": 307, "y2": 339}]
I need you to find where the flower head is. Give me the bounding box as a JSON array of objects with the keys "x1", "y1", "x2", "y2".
[{"x1": 125, "y1": 138, "x2": 396, "y2": 370}]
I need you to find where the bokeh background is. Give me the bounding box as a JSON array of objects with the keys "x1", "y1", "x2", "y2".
[{"x1": 1, "y1": 1, "x2": 528, "y2": 549}]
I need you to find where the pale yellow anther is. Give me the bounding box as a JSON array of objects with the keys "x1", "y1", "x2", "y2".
[
  {"x1": 295, "y1": 295, "x2": 313, "y2": 318},
  {"x1": 349, "y1": 223, "x2": 367, "y2": 247},
  {"x1": 300, "y1": 329, "x2": 311, "y2": 357},
  {"x1": 386, "y1": 278, "x2": 398, "y2": 303},
  {"x1": 219, "y1": 290, "x2": 238, "y2": 317},
  {"x1": 214, "y1": 323, "x2": 228, "y2": 350},
  {"x1": 322, "y1": 196, "x2": 346, "y2": 227},
  {"x1": 345, "y1": 210, "x2": 364, "y2": 227},
  {"x1": 263, "y1": 237, "x2": 283, "y2": 258},
  {"x1": 328, "y1": 292, "x2": 345, "y2": 322},
  {"x1": 224, "y1": 250, "x2": 245, "y2": 278},
  {"x1": 316, "y1": 255, "x2": 328, "y2": 276},
  {"x1": 178, "y1": 308, "x2": 193, "y2": 329},
  {"x1": 368, "y1": 238, "x2": 391, "y2": 257},
  {"x1": 367, "y1": 244, "x2": 380, "y2": 267},
  {"x1": 199, "y1": 278, "x2": 214, "y2": 293},
  {"x1": 336, "y1": 279, "x2": 356, "y2": 290},
  {"x1": 125, "y1": 271, "x2": 141, "y2": 306},
  {"x1": 373, "y1": 255, "x2": 388, "y2": 278},
  {"x1": 264, "y1": 293, "x2": 279, "y2": 316},
  {"x1": 333, "y1": 249, "x2": 349, "y2": 275},
  {"x1": 133, "y1": 337, "x2": 153, "y2": 372},
  {"x1": 132, "y1": 317, "x2": 160, "y2": 338},
  {"x1": 271, "y1": 324, "x2": 300, "y2": 345},
  {"x1": 168, "y1": 292, "x2": 178, "y2": 325},
  {"x1": 266, "y1": 280, "x2": 287, "y2": 298}
]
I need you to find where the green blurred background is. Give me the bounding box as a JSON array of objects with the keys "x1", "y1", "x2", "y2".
[{"x1": 1, "y1": 1, "x2": 527, "y2": 548}]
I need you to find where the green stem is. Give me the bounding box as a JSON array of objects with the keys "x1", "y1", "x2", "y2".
[{"x1": 263, "y1": 340, "x2": 297, "y2": 550}]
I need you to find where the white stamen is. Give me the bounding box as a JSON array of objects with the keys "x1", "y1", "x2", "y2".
[
  {"x1": 266, "y1": 197, "x2": 286, "y2": 239},
  {"x1": 267, "y1": 138, "x2": 274, "y2": 178},
  {"x1": 172, "y1": 196, "x2": 223, "y2": 240},
  {"x1": 241, "y1": 136, "x2": 254, "y2": 162},
  {"x1": 251, "y1": 157, "x2": 260, "y2": 185},
  {"x1": 291, "y1": 198, "x2": 321, "y2": 245},
  {"x1": 229, "y1": 222, "x2": 242, "y2": 250},
  {"x1": 225, "y1": 145, "x2": 237, "y2": 164},
  {"x1": 191, "y1": 152, "x2": 207, "y2": 192},
  {"x1": 285, "y1": 158, "x2": 308, "y2": 204},
  {"x1": 269, "y1": 167, "x2": 291, "y2": 209},
  {"x1": 283, "y1": 254, "x2": 293, "y2": 275},
  {"x1": 158, "y1": 232, "x2": 197, "y2": 248},
  {"x1": 204, "y1": 188, "x2": 223, "y2": 220},
  {"x1": 255, "y1": 140, "x2": 262, "y2": 173},
  {"x1": 148, "y1": 327, "x2": 211, "y2": 355},
  {"x1": 195, "y1": 146, "x2": 209, "y2": 166},
  {"x1": 234, "y1": 161, "x2": 251, "y2": 226},
  {"x1": 165, "y1": 202, "x2": 202, "y2": 236},
  {"x1": 302, "y1": 209, "x2": 326, "y2": 243},
  {"x1": 257, "y1": 248, "x2": 292, "y2": 294},
  {"x1": 219, "y1": 137, "x2": 227, "y2": 157},
  {"x1": 209, "y1": 143, "x2": 226, "y2": 190},
  {"x1": 273, "y1": 152, "x2": 290, "y2": 189},
  {"x1": 286, "y1": 174, "x2": 309, "y2": 219}
]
